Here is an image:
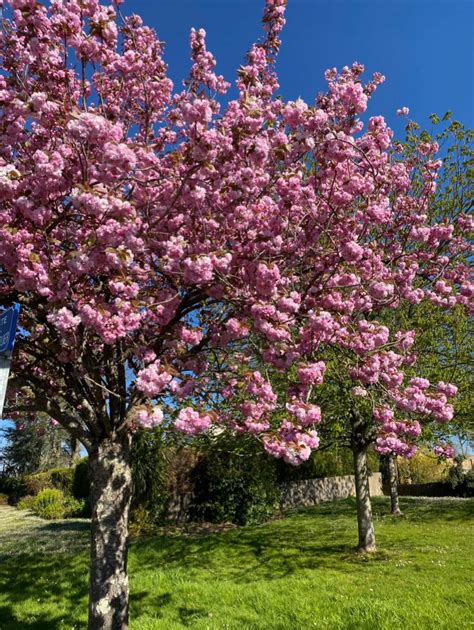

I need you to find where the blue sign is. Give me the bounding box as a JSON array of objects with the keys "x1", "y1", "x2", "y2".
[{"x1": 0, "y1": 304, "x2": 20, "y2": 354}]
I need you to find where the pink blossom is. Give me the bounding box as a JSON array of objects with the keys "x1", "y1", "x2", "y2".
[
  {"x1": 297, "y1": 361, "x2": 326, "y2": 386},
  {"x1": 174, "y1": 407, "x2": 212, "y2": 435},
  {"x1": 47, "y1": 307, "x2": 81, "y2": 335},
  {"x1": 183, "y1": 256, "x2": 214, "y2": 284},
  {"x1": 433, "y1": 443, "x2": 455, "y2": 458},
  {"x1": 136, "y1": 362, "x2": 172, "y2": 398},
  {"x1": 136, "y1": 406, "x2": 164, "y2": 429},
  {"x1": 396, "y1": 107, "x2": 410, "y2": 116}
]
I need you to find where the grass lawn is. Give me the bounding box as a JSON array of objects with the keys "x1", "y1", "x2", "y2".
[{"x1": 0, "y1": 497, "x2": 473, "y2": 629}]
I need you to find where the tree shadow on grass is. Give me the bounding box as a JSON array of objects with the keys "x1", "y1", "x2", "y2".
[
  {"x1": 0, "y1": 551, "x2": 88, "y2": 629},
  {"x1": 130, "y1": 497, "x2": 474, "y2": 588},
  {"x1": 39, "y1": 520, "x2": 90, "y2": 533},
  {"x1": 129, "y1": 500, "x2": 367, "y2": 585}
]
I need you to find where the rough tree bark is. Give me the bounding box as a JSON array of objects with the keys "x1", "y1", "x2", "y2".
[
  {"x1": 88, "y1": 434, "x2": 133, "y2": 630},
  {"x1": 387, "y1": 454, "x2": 402, "y2": 515},
  {"x1": 352, "y1": 444, "x2": 376, "y2": 552}
]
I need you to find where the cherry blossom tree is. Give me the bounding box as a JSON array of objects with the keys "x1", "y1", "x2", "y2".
[{"x1": 0, "y1": 0, "x2": 472, "y2": 627}]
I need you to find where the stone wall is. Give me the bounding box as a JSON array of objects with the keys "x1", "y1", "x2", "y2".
[
  {"x1": 280, "y1": 473, "x2": 383, "y2": 511},
  {"x1": 166, "y1": 472, "x2": 384, "y2": 521}
]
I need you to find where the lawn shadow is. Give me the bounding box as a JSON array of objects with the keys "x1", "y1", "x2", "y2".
[
  {"x1": 0, "y1": 551, "x2": 89, "y2": 629},
  {"x1": 130, "y1": 499, "x2": 374, "y2": 584},
  {"x1": 37, "y1": 520, "x2": 91, "y2": 534}
]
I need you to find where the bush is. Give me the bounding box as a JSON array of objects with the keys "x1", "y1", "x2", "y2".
[
  {"x1": 24, "y1": 471, "x2": 53, "y2": 496},
  {"x1": 32, "y1": 488, "x2": 65, "y2": 520},
  {"x1": 463, "y1": 470, "x2": 474, "y2": 497},
  {"x1": 0, "y1": 475, "x2": 26, "y2": 500},
  {"x1": 49, "y1": 468, "x2": 74, "y2": 494},
  {"x1": 129, "y1": 506, "x2": 157, "y2": 536},
  {"x1": 131, "y1": 430, "x2": 172, "y2": 526},
  {"x1": 449, "y1": 460, "x2": 474, "y2": 497},
  {"x1": 72, "y1": 458, "x2": 90, "y2": 499},
  {"x1": 64, "y1": 496, "x2": 87, "y2": 517},
  {"x1": 0, "y1": 493, "x2": 9, "y2": 505},
  {"x1": 16, "y1": 495, "x2": 36, "y2": 511},
  {"x1": 190, "y1": 435, "x2": 281, "y2": 526},
  {"x1": 24, "y1": 467, "x2": 74, "y2": 496},
  {"x1": 398, "y1": 451, "x2": 449, "y2": 484}
]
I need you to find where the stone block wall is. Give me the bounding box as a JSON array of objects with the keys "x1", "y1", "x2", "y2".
[{"x1": 280, "y1": 472, "x2": 383, "y2": 511}]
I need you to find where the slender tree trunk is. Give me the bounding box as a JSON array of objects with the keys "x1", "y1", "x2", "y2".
[
  {"x1": 353, "y1": 445, "x2": 376, "y2": 552},
  {"x1": 70, "y1": 437, "x2": 83, "y2": 465},
  {"x1": 88, "y1": 435, "x2": 132, "y2": 630},
  {"x1": 388, "y1": 454, "x2": 402, "y2": 515}
]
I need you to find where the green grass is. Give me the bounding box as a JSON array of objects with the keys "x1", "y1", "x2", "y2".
[{"x1": 0, "y1": 498, "x2": 473, "y2": 629}]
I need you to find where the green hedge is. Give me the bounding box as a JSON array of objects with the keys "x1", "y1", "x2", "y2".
[
  {"x1": 190, "y1": 436, "x2": 281, "y2": 526},
  {"x1": 24, "y1": 467, "x2": 74, "y2": 496},
  {"x1": 72, "y1": 458, "x2": 90, "y2": 499}
]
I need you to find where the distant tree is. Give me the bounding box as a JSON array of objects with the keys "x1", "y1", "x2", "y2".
[{"x1": 1, "y1": 415, "x2": 79, "y2": 476}]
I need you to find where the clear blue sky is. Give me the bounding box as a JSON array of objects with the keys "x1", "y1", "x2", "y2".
[{"x1": 125, "y1": 0, "x2": 473, "y2": 137}]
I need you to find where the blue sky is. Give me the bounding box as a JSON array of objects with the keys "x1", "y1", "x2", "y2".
[{"x1": 125, "y1": 0, "x2": 474, "y2": 138}]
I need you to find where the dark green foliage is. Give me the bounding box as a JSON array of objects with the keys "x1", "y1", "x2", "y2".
[
  {"x1": 63, "y1": 496, "x2": 88, "y2": 518},
  {"x1": 72, "y1": 458, "x2": 90, "y2": 499},
  {"x1": 49, "y1": 468, "x2": 74, "y2": 494},
  {"x1": 130, "y1": 429, "x2": 172, "y2": 525},
  {"x1": 449, "y1": 458, "x2": 474, "y2": 498},
  {"x1": 190, "y1": 435, "x2": 281, "y2": 526},
  {"x1": 463, "y1": 471, "x2": 474, "y2": 497},
  {"x1": 0, "y1": 475, "x2": 26, "y2": 504}
]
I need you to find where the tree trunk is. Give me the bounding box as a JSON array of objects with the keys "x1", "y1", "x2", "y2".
[
  {"x1": 88, "y1": 435, "x2": 132, "y2": 630},
  {"x1": 70, "y1": 437, "x2": 83, "y2": 465},
  {"x1": 388, "y1": 454, "x2": 402, "y2": 515},
  {"x1": 353, "y1": 445, "x2": 376, "y2": 552}
]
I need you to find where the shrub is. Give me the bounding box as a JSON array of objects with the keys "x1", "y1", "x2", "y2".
[
  {"x1": 190, "y1": 435, "x2": 281, "y2": 526},
  {"x1": 463, "y1": 470, "x2": 474, "y2": 497},
  {"x1": 49, "y1": 468, "x2": 74, "y2": 494},
  {"x1": 131, "y1": 430, "x2": 172, "y2": 526},
  {"x1": 16, "y1": 495, "x2": 36, "y2": 511},
  {"x1": 24, "y1": 472, "x2": 52, "y2": 496},
  {"x1": 0, "y1": 476, "x2": 26, "y2": 504},
  {"x1": 449, "y1": 459, "x2": 474, "y2": 497},
  {"x1": 72, "y1": 458, "x2": 90, "y2": 499},
  {"x1": 129, "y1": 506, "x2": 156, "y2": 536},
  {"x1": 32, "y1": 488, "x2": 65, "y2": 520},
  {"x1": 0, "y1": 493, "x2": 9, "y2": 505},
  {"x1": 398, "y1": 451, "x2": 449, "y2": 484},
  {"x1": 64, "y1": 496, "x2": 87, "y2": 517},
  {"x1": 24, "y1": 467, "x2": 74, "y2": 496}
]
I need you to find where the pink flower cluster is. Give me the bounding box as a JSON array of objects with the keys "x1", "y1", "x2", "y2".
[
  {"x1": 136, "y1": 406, "x2": 164, "y2": 429},
  {"x1": 433, "y1": 443, "x2": 455, "y2": 458},
  {"x1": 136, "y1": 362, "x2": 173, "y2": 398},
  {"x1": 0, "y1": 0, "x2": 468, "y2": 464},
  {"x1": 174, "y1": 407, "x2": 212, "y2": 435},
  {"x1": 263, "y1": 423, "x2": 320, "y2": 465},
  {"x1": 297, "y1": 361, "x2": 326, "y2": 386}
]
